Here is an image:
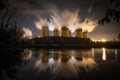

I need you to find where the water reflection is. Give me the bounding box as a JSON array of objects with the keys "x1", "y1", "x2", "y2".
[
  {"x1": 35, "y1": 49, "x2": 49, "y2": 71},
  {"x1": 102, "y1": 48, "x2": 106, "y2": 61},
  {"x1": 33, "y1": 49, "x2": 97, "y2": 78},
  {"x1": 21, "y1": 49, "x2": 32, "y2": 60},
  {"x1": 115, "y1": 49, "x2": 117, "y2": 61},
  {"x1": 92, "y1": 48, "x2": 94, "y2": 57},
  {"x1": 15, "y1": 48, "x2": 120, "y2": 80}
]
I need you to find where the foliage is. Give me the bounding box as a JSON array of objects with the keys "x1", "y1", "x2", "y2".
[
  {"x1": 99, "y1": 0, "x2": 120, "y2": 25},
  {"x1": 0, "y1": 1, "x2": 24, "y2": 80},
  {"x1": 0, "y1": 0, "x2": 24, "y2": 49},
  {"x1": 118, "y1": 33, "x2": 120, "y2": 41}
]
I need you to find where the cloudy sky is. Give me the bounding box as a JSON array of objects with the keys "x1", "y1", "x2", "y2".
[{"x1": 10, "y1": 0, "x2": 120, "y2": 40}]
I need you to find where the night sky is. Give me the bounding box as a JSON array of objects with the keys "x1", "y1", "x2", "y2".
[{"x1": 10, "y1": 0, "x2": 120, "y2": 40}]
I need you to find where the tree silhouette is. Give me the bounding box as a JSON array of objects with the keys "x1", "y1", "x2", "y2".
[
  {"x1": 99, "y1": 0, "x2": 120, "y2": 25},
  {"x1": 0, "y1": 0, "x2": 23, "y2": 48},
  {"x1": 0, "y1": 0, "x2": 8, "y2": 9},
  {"x1": 118, "y1": 33, "x2": 120, "y2": 41}
]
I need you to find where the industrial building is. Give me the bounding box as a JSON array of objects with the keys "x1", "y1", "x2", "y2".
[
  {"x1": 52, "y1": 28, "x2": 59, "y2": 37},
  {"x1": 39, "y1": 26, "x2": 88, "y2": 38},
  {"x1": 60, "y1": 26, "x2": 71, "y2": 37},
  {"x1": 75, "y1": 28, "x2": 83, "y2": 38},
  {"x1": 40, "y1": 26, "x2": 49, "y2": 37},
  {"x1": 83, "y1": 30, "x2": 88, "y2": 38}
]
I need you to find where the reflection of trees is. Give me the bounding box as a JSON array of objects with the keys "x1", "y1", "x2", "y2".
[{"x1": 0, "y1": 50, "x2": 23, "y2": 80}]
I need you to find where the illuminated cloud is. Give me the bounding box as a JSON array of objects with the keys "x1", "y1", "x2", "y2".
[
  {"x1": 35, "y1": 9, "x2": 98, "y2": 33},
  {"x1": 22, "y1": 27, "x2": 32, "y2": 39},
  {"x1": 78, "y1": 18, "x2": 98, "y2": 32},
  {"x1": 35, "y1": 18, "x2": 49, "y2": 30}
]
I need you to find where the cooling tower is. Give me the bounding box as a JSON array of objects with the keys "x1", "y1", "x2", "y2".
[
  {"x1": 40, "y1": 26, "x2": 49, "y2": 37},
  {"x1": 52, "y1": 28, "x2": 59, "y2": 37},
  {"x1": 60, "y1": 26, "x2": 71, "y2": 37},
  {"x1": 75, "y1": 28, "x2": 83, "y2": 38},
  {"x1": 83, "y1": 30, "x2": 88, "y2": 38}
]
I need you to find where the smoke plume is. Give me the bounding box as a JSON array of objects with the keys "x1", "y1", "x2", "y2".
[
  {"x1": 35, "y1": 5, "x2": 98, "y2": 34},
  {"x1": 78, "y1": 18, "x2": 98, "y2": 32},
  {"x1": 22, "y1": 27, "x2": 32, "y2": 39}
]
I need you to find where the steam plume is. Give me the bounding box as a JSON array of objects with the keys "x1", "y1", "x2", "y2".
[
  {"x1": 22, "y1": 27, "x2": 32, "y2": 39},
  {"x1": 35, "y1": 18, "x2": 48, "y2": 30},
  {"x1": 35, "y1": 8, "x2": 98, "y2": 34},
  {"x1": 78, "y1": 18, "x2": 98, "y2": 32}
]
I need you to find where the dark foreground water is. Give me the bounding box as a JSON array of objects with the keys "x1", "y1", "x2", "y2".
[{"x1": 11, "y1": 48, "x2": 120, "y2": 80}]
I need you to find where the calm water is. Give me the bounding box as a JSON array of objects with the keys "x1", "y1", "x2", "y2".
[{"x1": 14, "y1": 48, "x2": 120, "y2": 80}]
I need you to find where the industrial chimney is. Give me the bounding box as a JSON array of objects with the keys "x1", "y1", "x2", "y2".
[
  {"x1": 75, "y1": 28, "x2": 83, "y2": 38},
  {"x1": 52, "y1": 28, "x2": 59, "y2": 37},
  {"x1": 60, "y1": 26, "x2": 71, "y2": 37},
  {"x1": 83, "y1": 30, "x2": 88, "y2": 38},
  {"x1": 40, "y1": 26, "x2": 49, "y2": 37}
]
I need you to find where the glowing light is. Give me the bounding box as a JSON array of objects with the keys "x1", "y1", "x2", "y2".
[
  {"x1": 102, "y1": 48, "x2": 106, "y2": 61},
  {"x1": 92, "y1": 48, "x2": 94, "y2": 57},
  {"x1": 101, "y1": 39, "x2": 106, "y2": 42}
]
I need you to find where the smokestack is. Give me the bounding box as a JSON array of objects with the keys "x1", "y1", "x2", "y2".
[
  {"x1": 60, "y1": 26, "x2": 71, "y2": 37},
  {"x1": 83, "y1": 30, "x2": 88, "y2": 38},
  {"x1": 75, "y1": 28, "x2": 83, "y2": 38},
  {"x1": 40, "y1": 26, "x2": 49, "y2": 37},
  {"x1": 52, "y1": 28, "x2": 59, "y2": 37}
]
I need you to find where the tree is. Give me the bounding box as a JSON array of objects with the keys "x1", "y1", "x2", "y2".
[
  {"x1": 118, "y1": 33, "x2": 120, "y2": 41},
  {"x1": 0, "y1": 0, "x2": 23, "y2": 48},
  {"x1": 0, "y1": 0, "x2": 8, "y2": 9},
  {"x1": 99, "y1": 0, "x2": 120, "y2": 25}
]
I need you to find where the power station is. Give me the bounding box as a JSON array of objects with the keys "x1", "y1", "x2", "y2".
[
  {"x1": 75, "y1": 28, "x2": 83, "y2": 38},
  {"x1": 40, "y1": 26, "x2": 88, "y2": 38},
  {"x1": 40, "y1": 26, "x2": 49, "y2": 37}
]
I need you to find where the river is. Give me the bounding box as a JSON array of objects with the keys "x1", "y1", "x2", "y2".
[{"x1": 10, "y1": 48, "x2": 120, "y2": 80}]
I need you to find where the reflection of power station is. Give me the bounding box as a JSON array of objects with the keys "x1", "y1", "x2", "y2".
[
  {"x1": 40, "y1": 49, "x2": 49, "y2": 63},
  {"x1": 40, "y1": 26, "x2": 49, "y2": 37},
  {"x1": 52, "y1": 28, "x2": 59, "y2": 37},
  {"x1": 60, "y1": 50, "x2": 71, "y2": 63},
  {"x1": 60, "y1": 26, "x2": 71, "y2": 37},
  {"x1": 75, "y1": 28, "x2": 83, "y2": 38}
]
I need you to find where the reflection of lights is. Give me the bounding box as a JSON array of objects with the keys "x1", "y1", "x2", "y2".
[
  {"x1": 102, "y1": 48, "x2": 106, "y2": 61},
  {"x1": 115, "y1": 49, "x2": 117, "y2": 61},
  {"x1": 92, "y1": 48, "x2": 94, "y2": 57},
  {"x1": 80, "y1": 58, "x2": 96, "y2": 71}
]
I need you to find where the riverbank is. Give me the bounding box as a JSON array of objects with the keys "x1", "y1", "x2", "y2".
[{"x1": 23, "y1": 37, "x2": 120, "y2": 49}]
